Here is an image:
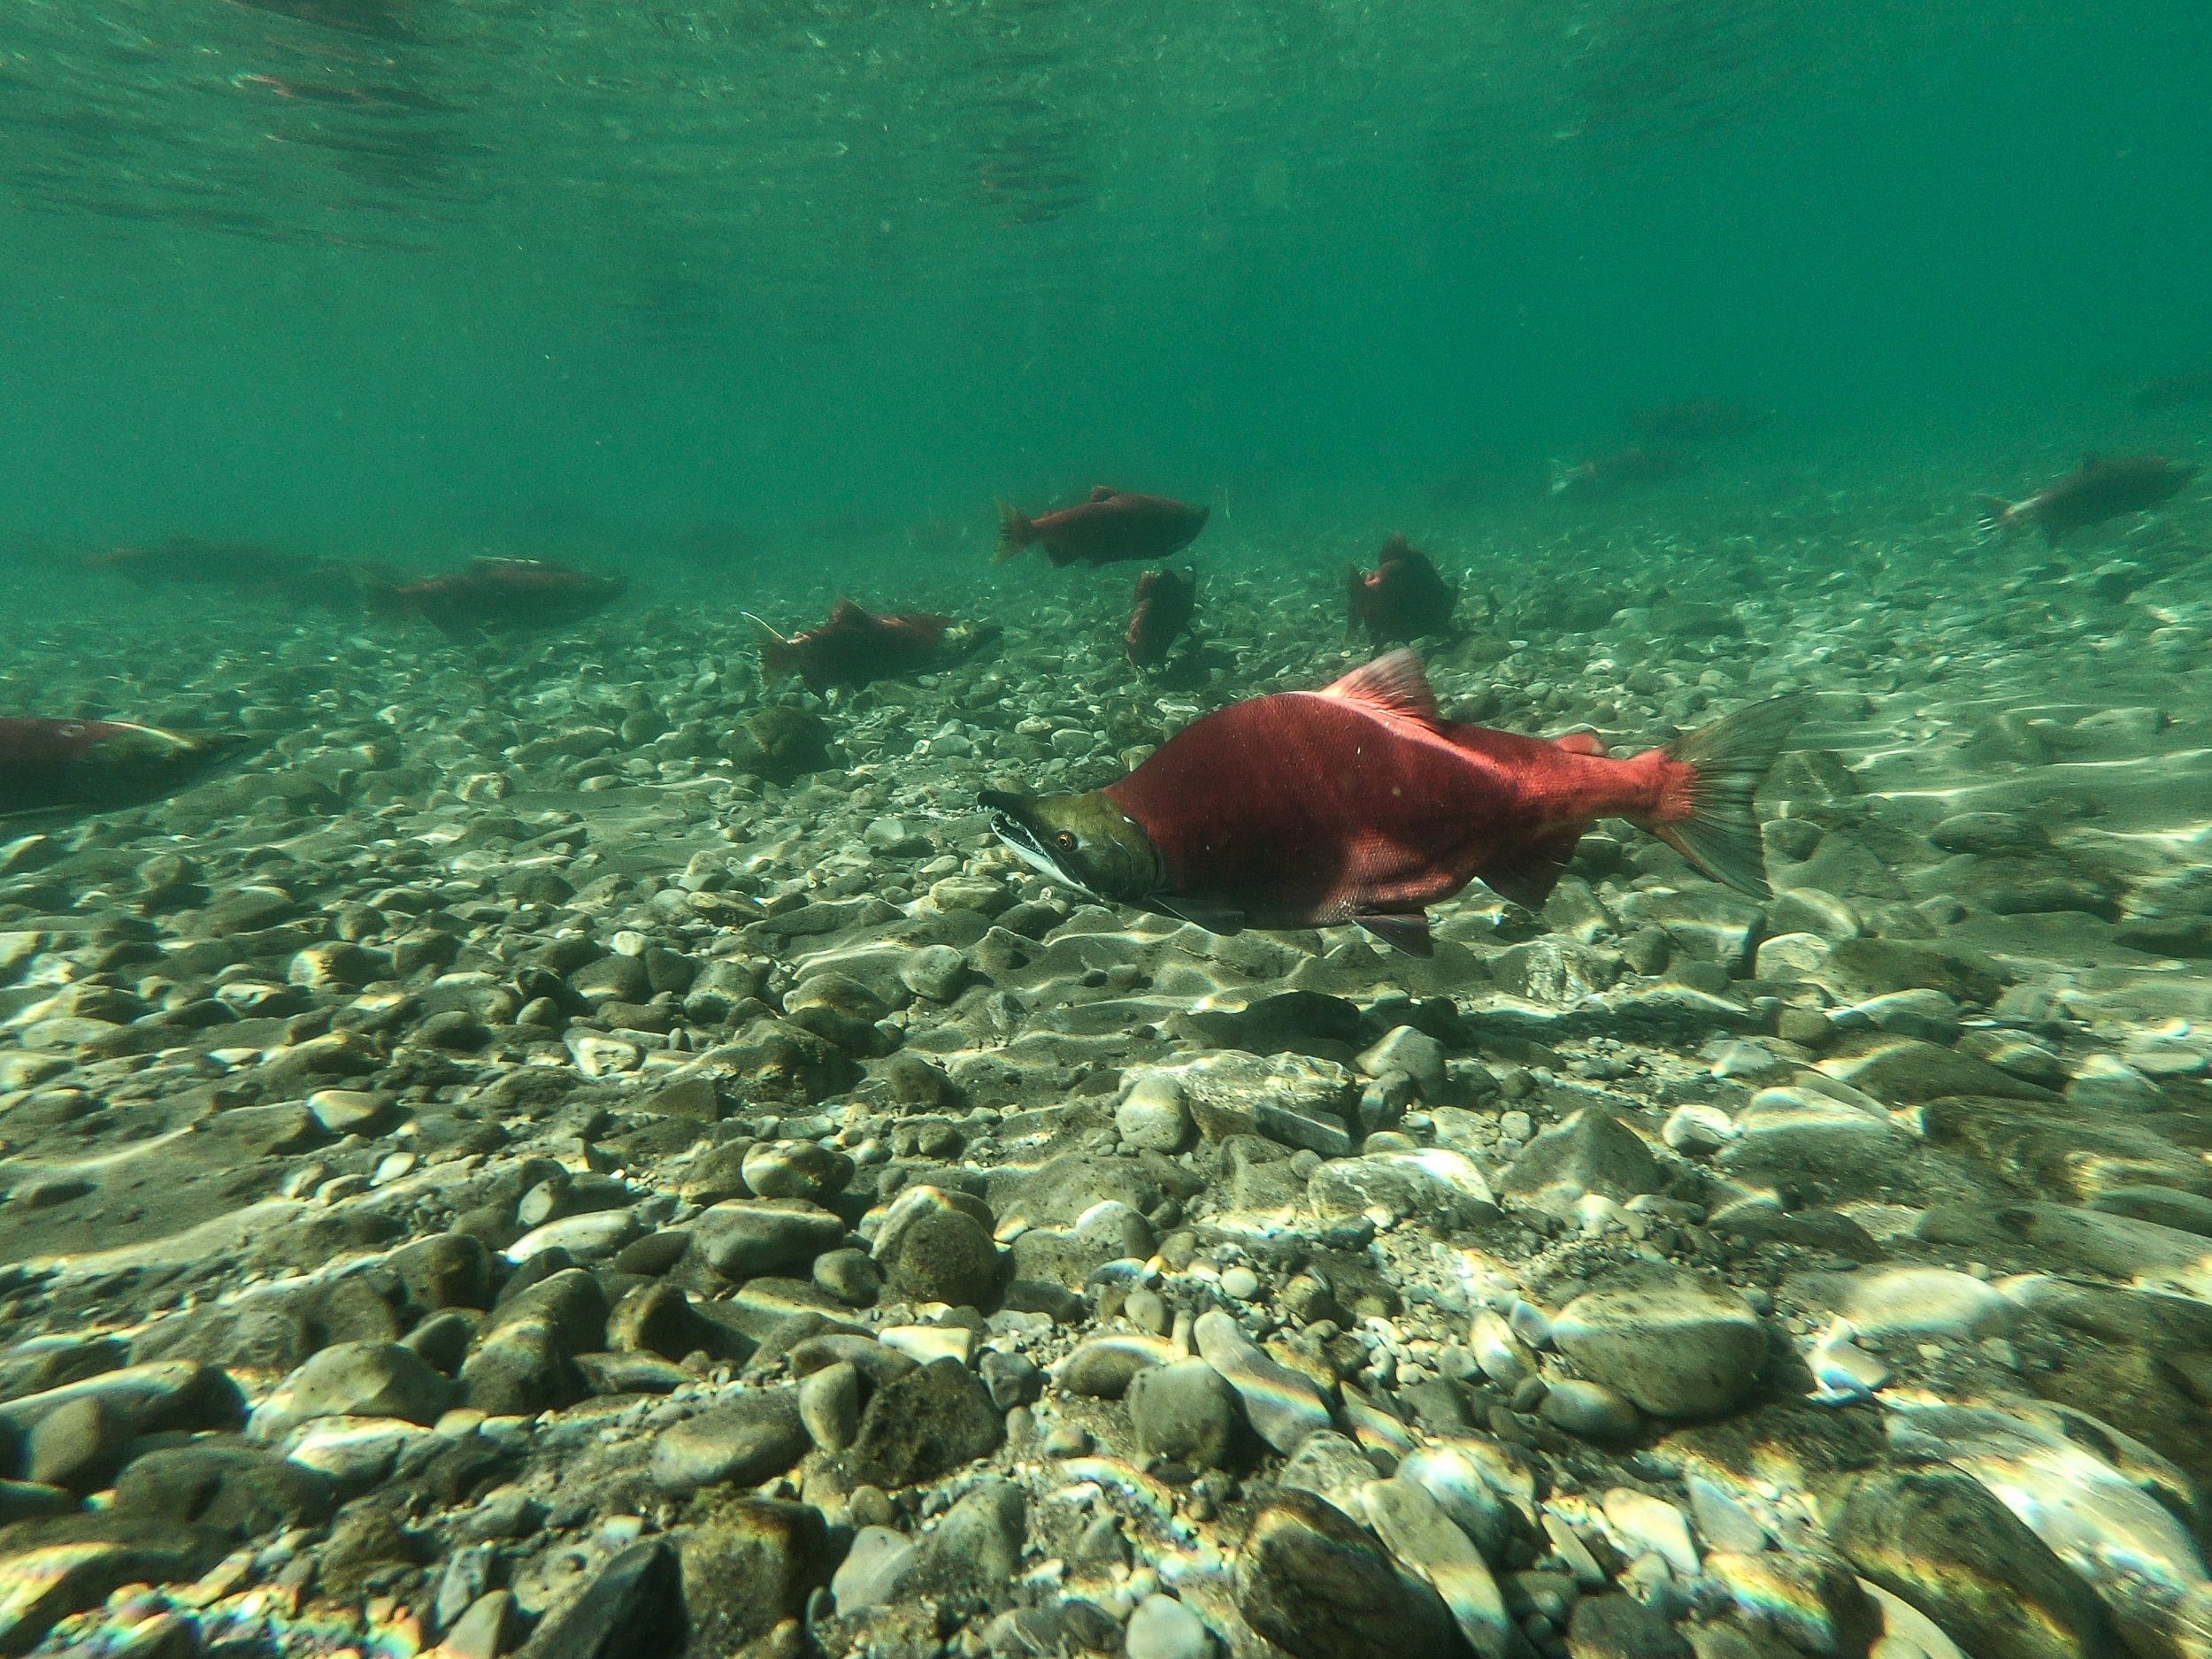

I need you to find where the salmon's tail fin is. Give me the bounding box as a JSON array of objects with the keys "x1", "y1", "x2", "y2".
[
  {"x1": 1973, "y1": 495, "x2": 2021, "y2": 541},
  {"x1": 994, "y1": 501, "x2": 1034, "y2": 562},
  {"x1": 744, "y1": 613, "x2": 799, "y2": 683},
  {"x1": 1644, "y1": 692, "x2": 1811, "y2": 897}
]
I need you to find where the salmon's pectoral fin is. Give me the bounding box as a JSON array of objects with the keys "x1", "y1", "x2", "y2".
[
  {"x1": 1355, "y1": 912, "x2": 1433, "y2": 956},
  {"x1": 1151, "y1": 894, "x2": 1244, "y2": 936},
  {"x1": 1476, "y1": 829, "x2": 1585, "y2": 910}
]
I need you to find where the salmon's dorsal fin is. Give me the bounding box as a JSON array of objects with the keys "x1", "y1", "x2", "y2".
[
  {"x1": 1087, "y1": 485, "x2": 1117, "y2": 503},
  {"x1": 1322, "y1": 649, "x2": 1439, "y2": 723},
  {"x1": 1552, "y1": 730, "x2": 1608, "y2": 757},
  {"x1": 827, "y1": 597, "x2": 872, "y2": 626}
]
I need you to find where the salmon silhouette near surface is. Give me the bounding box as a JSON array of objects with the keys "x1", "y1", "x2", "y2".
[{"x1": 982, "y1": 651, "x2": 1804, "y2": 956}]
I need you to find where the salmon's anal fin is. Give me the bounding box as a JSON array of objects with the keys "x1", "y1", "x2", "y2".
[
  {"x1": 1355, "y1": 912, "x2": 1433, "y2": 956},
  {"x1": 1321, "y1": 649, "x2": 1439, "y2": 723},
  {"x1": 1650, "y1": 691, "x2": 1811, "y2": 898},
  {"x1": 1153, "y1": 894, "x2": 1245, "y2": 936},
  {"x1": 1476, "y1": 829, "x2": 1584, "y2": 910}
]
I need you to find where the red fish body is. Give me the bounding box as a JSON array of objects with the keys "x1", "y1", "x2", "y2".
[
  {"x1": 1346, "y1": 534, "x2": 1456, "y2": 647},
  {"x1": 749, "y1": 600, "x2": 994, "y2": 690},
  {"x1": 0, "y1": 718, "x2": 248, "y2": 818},
  {"x1": 1125, "y1": 568, "x2": 1197, "y2": 668},
  {"x1": 984, "y1": 654, "x2": 1802, "y2": 954},
  {"x1": 377, "y1": 557, "x2": 626, "y2": 633},
  {"x1": 996, "y1": 487, "x2": 1210, "y2": 568},
  {"x1": 1975, "y1": 454, "x2": 2196, "y2": 544}
]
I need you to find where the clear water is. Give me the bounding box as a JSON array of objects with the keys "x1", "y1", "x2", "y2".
[
  {"x1": 6, "y1": 10, "x2": 2212, "y2": 1658},
  {"x1": 4, "y1": 0, "x2": 2208, "y2": 559}
]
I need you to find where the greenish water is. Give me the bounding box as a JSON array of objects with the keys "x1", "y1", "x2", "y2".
[{"x1": 2, "y1": 1, "x2": 2208, "y2": 559}]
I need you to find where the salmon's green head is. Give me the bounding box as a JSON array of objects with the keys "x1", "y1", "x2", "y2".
[
  {"x1": 979, "y1": 787, "x2": 1162, "y2": 906},
  {"x1": 83, "y1": 725, "x2": 252, "y2": 809}
]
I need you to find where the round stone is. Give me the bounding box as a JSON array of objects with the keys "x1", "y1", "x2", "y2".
[
  {"x1": 1127, "y1": 1360, "x2": 1240, "y2": 1470},
  {"x1": 741, "y1": 1139, "x2": 855, "y2": 1204},
  {"x1": 1125, "y1": 1595, "x2": 1213, "y2": 1659},
  {"x1": 1553, "y1": 1271, "x2": 1767, "y2": 1419},
  {"x1": 1538, "y1": 1379, "x2": 1643, "y2": 1441},
  {"x1": 1233, "y1": 1491, "x2": 1455, "y2": 1659},
  {"x1": 1117, "y1": 1072, "x2": 1193, "y2": 1153}
]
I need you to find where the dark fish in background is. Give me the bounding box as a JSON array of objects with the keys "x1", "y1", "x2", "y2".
[
  {"x1": 982, "y1": 651, "x2": 1802, "y2": 957},
  {"x1": 1125, "y1": 568, "x2": 1198, "y2": 668},
  {"x1": 0, "y1": 718, "x2": 250, "y2": 819},
  {"x1": 1346, "y1": 534, "x2": 1457, "y2": 647},
  {"x1": 1626, "y1": 399, "x2": 1769, "y2": 444},
  {"x1": 995, "y1": 487, "x2": 1210, "y2": 568},
  {"x1": 2131, "y1": 371, "x2": 2212, "y2": 413},
  {"x1": 747, "y1": 599, "x2": 998, "y2": 690},
  {"x1": 1974, "y1": 454, "x2": 2197, "y2": 545},
  {"x1": 367, "y1": 557, "x2": 627, "y2": 634},
  {"x1": 1548, "y1": 446, "x2": 1696, "y2": 500},
  {"x1": 84, "y1": 537, "x2": 363, "y2": 609}
]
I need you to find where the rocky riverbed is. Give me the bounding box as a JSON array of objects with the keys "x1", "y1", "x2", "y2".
[{"x1": 2, "y1": 488, "x2": 2211, "y2": 1659}]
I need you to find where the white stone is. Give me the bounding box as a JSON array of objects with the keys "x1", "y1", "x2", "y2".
[
  {"x1": 1832, "y1": 1266, "x2": 2014, "y2": 1340},
  {"x1": 504, "y1": 1209, "x2": 641, "y2": 1263},
  {"x1": 1601, "y1": 1487, "x2": 1699, "y2": 1578},
  {"x1": 1116, "y1": 1071, "x2": 1193, "y2": 1153},
  {"x1": 1125, "y1": 1595, "x2": 1212, "y2": 1659},
  {"x1": 879, "y1": 1325, "x2": 976, "y2": 1367},
  {"x1": 1754, "y1": 932, "x2": 1832, "y2": 979}
]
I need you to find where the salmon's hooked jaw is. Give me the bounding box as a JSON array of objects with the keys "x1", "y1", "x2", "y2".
[{"x1": 979, "y1": 787, "x2": 1161, "y2": 907}]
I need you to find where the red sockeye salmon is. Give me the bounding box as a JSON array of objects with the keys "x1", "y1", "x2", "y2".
[
  {"x1": 982, "y1": 652, "x2": 1803, "y2": 956},
  {"x1": 995, "y1": 487, "x2": 1209, "y2": 568},
  {"x1": 0, "y1": 719, "x2": 249, "y2": 819}
]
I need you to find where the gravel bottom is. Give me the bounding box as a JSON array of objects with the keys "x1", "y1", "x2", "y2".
[{"x1": 2, "y1": 486, "x2": 2210, "y2": 1659}]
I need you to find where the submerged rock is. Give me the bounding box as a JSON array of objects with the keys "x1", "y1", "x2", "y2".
[
  {"x1": 1829, "y1": 1468, "x2": 2121, "y2": 1659},
  {"x1": 1553, "y1": 1271, "x2": 1767, "y2": 1419},
  {"x1": 1234, "y1": 1491, "x2": 1457, "y2": 1659}
]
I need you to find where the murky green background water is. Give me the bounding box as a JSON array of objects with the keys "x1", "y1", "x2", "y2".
[{"x1": 3, "y1": 0, "x2": 2207, "y2": 557}]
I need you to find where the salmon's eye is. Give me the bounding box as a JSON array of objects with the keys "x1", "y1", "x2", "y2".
[{"x1": 1054, "y1": 831, "x2": 1079, "y2": 854}]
